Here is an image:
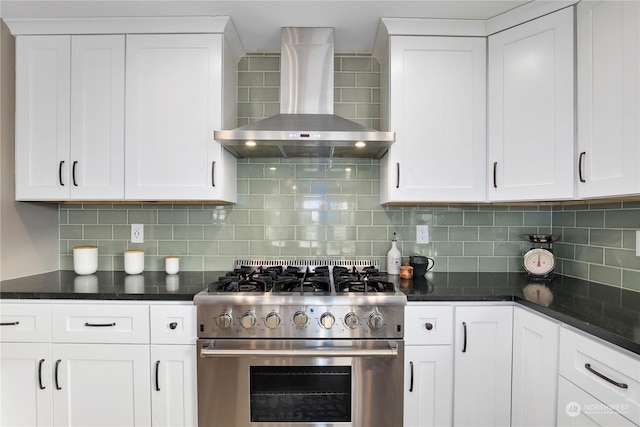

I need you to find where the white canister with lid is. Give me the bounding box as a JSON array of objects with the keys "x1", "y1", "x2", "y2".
[
  {"x1": 124, "y1": 250, "x2": 145, "y2": 275},
  {"x1": 73, "y1": 246, "x2": 98, "y2": 275}
]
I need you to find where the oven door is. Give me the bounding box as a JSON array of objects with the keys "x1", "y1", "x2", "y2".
[{"x1": 197, "y1": 339, "x2": 404, "y2": 427}]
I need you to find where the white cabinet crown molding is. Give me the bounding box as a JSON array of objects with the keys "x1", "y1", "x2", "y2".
[{"x1": 4, "y1": 15, "x2": 245, "y2": 58}]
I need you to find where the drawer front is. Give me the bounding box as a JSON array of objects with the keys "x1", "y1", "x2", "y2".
[
  {"x1": 0, "y1": 303, "x2": 51, "y2": 342},
  {"x1": 405, "y1": 304, "x2": 453, "y2": 345},
  {"x1": 52, "y1": 304, "x2": 149, "y2": 343},
  {"x1": 559, "y1": 328, "x2": 639, "y2": 424},
  {"x1": 150, "y1": 304, "x2": 196, "y2": 344}
]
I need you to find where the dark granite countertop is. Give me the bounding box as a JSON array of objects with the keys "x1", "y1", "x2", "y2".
[
  {"x1": 1, "y1": 270, "x2": 638, "y2": 355},
  {"x1": 399, "y1": 272, "x2": 640, "y2": 355},
  {"x1": 0, "y1": 270, "x2": 224, "y2": 301}
]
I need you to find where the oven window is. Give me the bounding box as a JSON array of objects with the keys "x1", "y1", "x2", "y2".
[{"x1": 249, "y1": 366, "x2": 351, "y2": 422}]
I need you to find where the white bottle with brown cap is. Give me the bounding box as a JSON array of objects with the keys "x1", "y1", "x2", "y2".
[{"x1": 386, "y1": 232, "x2": 401, "y2": 275}]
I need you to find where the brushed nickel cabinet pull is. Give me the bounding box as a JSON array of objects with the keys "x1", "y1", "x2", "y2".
[
  {"x1": 55, "y1": 359, "x2": 62, "y2": 390},
  {"x1": 84, "y1": 322, "x2": 116, "y2": 327},
  {"x1": 462, "y1": 322, "x2": 468, "y2": 353},
  {"x1": 493, "y1": 162, "x2": 498, "y2": 188},
  {"x1": 396, "y1": 163, "x2": 400, "y2": 188},
  {"x1": 409, "y1": 361, "x2": 414, "y2": 392},
  {"x1": 584, "y1": 363, "x2": 628, "y2": 389},
  {"x1": 578, "y1": 152, "x2": 586, "y2": 183},
  {"x1": 72, "y1": 161, "x2": 78, "y2": 186},
  {"x1": 155, "y1": 360, "x2": 161, "y2": 391},
  {"x1": 0, "y1": 321, "x2": 19, "y2": 326},
  {"x1": 211, "y1": 161, "x2": 216, "y2": 187},
  {"x1": 38, "y1": 359, "x2": 46, "y2": 390},
  {"x1": 59, "y1": 161, "x2": 65, "y2": 186}
]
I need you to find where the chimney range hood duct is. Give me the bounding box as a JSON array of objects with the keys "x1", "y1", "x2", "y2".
[{"x1": 214, "y1": 27, "x2": 395, "y2": 159}]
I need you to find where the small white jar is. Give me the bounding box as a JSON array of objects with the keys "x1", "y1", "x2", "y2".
[
  {"x1": 165, "y1": 256, "x2": 179, "y2": 275},
  {"x1": 73, "y1": 246, "x2": 98, "y2": 275},
  {"x1": 124, "y1": 250, "x2": 145, "y2": 275}
]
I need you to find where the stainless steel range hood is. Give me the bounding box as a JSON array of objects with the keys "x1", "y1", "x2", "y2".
[{"x1": 215, "y1": 27, "x2": 395, "y2": 159}]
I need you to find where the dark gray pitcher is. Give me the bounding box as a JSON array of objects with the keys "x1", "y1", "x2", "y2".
[{"x1": 409, "y1": 255, "x2": 435, "y2": 276}]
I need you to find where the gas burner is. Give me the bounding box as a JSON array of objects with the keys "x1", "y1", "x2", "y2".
[{"x1": 337, "y1": 279, "x2": 394, "y2": 293}]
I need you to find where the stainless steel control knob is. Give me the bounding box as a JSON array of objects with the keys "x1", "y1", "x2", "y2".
[
  {"x1": 320, "y1": 312, "x2": 335, "y2": 329},
  {"x1": 240, "y1": 313, "x2": 256, "y2": 330},
  {"x1": 292, "y1": 311, "x2": 308, "y2": 328},
  {"x1": 368, "y1": 312, "x2": 384, "y2": 330},
  {"x1": 264, "y1": 312, "x2": 281, "y2": 329},
  {"x1": 344, "y1": 312, "x2": 360, "y2": 329},
  {"x1": 216, "y1": 313, "x2": 232, "y2": 330}
]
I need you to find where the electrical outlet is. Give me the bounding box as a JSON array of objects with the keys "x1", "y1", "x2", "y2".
[
  {"x1": 416, "y1": 225, "x2": 430, "y2": 244},
  {"x1": 636, "y1": 230, "x2": 640, "y2": 257},
  {"x1": 131, "y1": 224, "x2": 144, "y2": 243}
]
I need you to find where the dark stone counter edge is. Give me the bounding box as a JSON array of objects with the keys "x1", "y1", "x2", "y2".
[
  {"x1": 2, "y1": 289, "x2": 637, "y2": 356},
  {"x1": 0, "y1": 291, "x2": 196, "y2": 301},
  {"x1": 407, "y1": 294, "x2": 640, "y2": 356}
]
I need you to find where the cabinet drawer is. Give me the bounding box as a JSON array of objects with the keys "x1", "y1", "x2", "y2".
[
  {"x1": 150, "y1": 304, "x2": 196, "y2": 344},
  {"x1": 559, "y1": 328, "x2": 639, "y2": 424},
  {"x1": 52, "y1": 304, "x2": 149, "y2": 343},
  {"x1": 405, "y1": 305, "x2": 453, "y2": 345},
  {"x1": 0, "y1": 303, "x2": 51, "y2": 342}
]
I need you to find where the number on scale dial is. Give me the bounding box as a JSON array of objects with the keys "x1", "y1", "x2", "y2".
[{"x1": 523, "y1": 248, "x2": 555, "y2": 275}]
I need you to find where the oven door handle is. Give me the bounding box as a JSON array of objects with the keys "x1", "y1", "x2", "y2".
[{"x1": 200, "y1": 341, "x2": 399, "y2": 358}]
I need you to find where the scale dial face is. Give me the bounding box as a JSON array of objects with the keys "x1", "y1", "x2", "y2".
[{"x1": 523, "y1": 248, "x2": 555, "y2": 275}]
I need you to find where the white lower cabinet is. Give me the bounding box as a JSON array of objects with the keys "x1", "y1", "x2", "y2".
[
  {"x1": 0, "y1": 342, "x2": 53, "y2": 426},
  {"x1": 511, "y1": 307, "x2": 560, "y2": 426},
  {"x1": 0, "y1": 301, "x2": 197, "y2": 427},
  {"x1": 404, "y1": 304, "x2": 453, "y2": 427},
  {"x1": 557, "y1": 376, "x2": 637, "y2": 427},
  {"x1": 52, "y1": 343, "x2": 151, "y2": 426},
  {"x1": 557, "y1": 328, "x2": 640, "y2": 426},
  {"x1": 452, "y1": 305, "x2": 513, "y2": 427}
]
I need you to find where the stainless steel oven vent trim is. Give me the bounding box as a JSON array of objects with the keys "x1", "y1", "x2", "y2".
[{"x1": 233, "y1": 259, "x2": 380, "y2": 270}]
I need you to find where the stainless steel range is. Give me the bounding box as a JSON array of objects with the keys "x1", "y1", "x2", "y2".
[{"x1": 195, "y1": 259, "x2": 406, "y2": 427}]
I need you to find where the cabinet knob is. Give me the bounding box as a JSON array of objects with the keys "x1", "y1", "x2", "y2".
[
  {"x1": 425, "y1": 322, "x2": 433, "y2": 331},
  {"x1": 169, "y1": 322, "x2": 178, "y2": 330}
]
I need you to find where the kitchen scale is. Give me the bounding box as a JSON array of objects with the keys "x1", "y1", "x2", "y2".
[{"x1": 522, "y1": 234, "x2": 560, "y2": 277}]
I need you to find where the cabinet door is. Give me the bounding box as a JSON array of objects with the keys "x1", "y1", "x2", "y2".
[
  {"x1": 69, "y1": 35, "x2": 125, "y2": 200},
  {"x1": 15, "y1": 35, "x2": 71, "y2": 201},
  {"x1": 150, "y1": 345, "x2": 197, "y2": 427},
  {"x1": 0, "y1": 343, "x2": 53, "y2": 426},
  {"x1": 557, "y1": 376, "x2": 637, "y2": 427},
  {"x1": 511, "y1": 308, "x2": 560, "y2": 426},
  {"x1": 125, "y1": 34, "x2": 235, "y2": 202},
  {"x1": 488, "y1": 7, "x2": 574, "y2": 201},
  {"x1": 52, "y1": 343, "x2": 151, "y2": 427},
  {"x1": 577, "y1": 1, "x2": 640, "y2": 198},
  {"x1": 381, "y1": 36, "x2": 486, "y2": 203},
  {"x1": 404, "y1": 345, "x2": 453, "y2": 427},
  {"x1": 453, "y1": 305, "x2": 513, "y2": 427}
]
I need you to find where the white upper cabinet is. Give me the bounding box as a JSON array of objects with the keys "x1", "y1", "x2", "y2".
[
  {"x1": 576, "y1": 1, "x2": 640, "y2": 199},
  {"x1": 488, "y1": 7, "x2": 575, "y2": 201},
  {"x1": 125, "y1": 34, "x2": 237, "y2": 202},
  {"x1": 15, "y1": 35, "x2": 125, "y2": 201},
  {"x1": 379, "y1": 36, "x2": 487, "y2": 203}
]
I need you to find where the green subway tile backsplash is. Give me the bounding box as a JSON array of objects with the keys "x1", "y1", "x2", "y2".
[{"x1": 56, "y1": 53, "x2": 640, "y2": 293}]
